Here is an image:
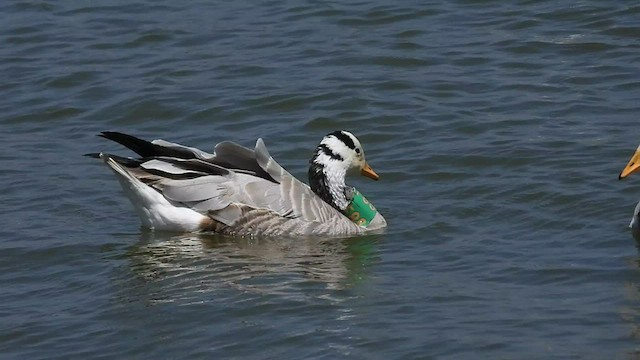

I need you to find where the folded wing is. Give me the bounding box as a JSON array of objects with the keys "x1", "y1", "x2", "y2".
[{"x1": 97, "y1": 132, "x2": 355, "y2": 230}]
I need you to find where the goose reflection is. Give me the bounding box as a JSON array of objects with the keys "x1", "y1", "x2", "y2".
[{"x1": 124, "y1": 232, "x2": 382, "y2": 304}]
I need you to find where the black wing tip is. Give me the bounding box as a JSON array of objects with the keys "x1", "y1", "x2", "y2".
[
  {"x1": 95, "y1": 131, "x2": 158, "y2": 157},
  {"x1": 84, "y1": 152, "x2": 101, "y2": 158},
  {"x1": 95, "y1": 131, "x2": 200, "y2": 160},
  {"x1": 98, "y1": 131, "x2": 136, "y2": 141}
]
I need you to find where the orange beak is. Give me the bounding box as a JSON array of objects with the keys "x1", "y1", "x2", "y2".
[
  {"x1": 620, "y1": 147, "x2": 640, "y2": 180},
  {"x1": 360, "y1": 162, "x2": 379, "y2": 181}
]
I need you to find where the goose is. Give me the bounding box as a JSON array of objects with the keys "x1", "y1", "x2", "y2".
[
  {"x1": 619, "y1": 145, "x2": 640, "y2": 239},
  {"x1": 88, "y1": 131, "x2": 387, "y2": 236}
]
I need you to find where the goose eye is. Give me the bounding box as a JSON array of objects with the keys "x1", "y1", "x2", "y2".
[{"x1": 355, "y1": 148, "x2": 361, "y2": 154}]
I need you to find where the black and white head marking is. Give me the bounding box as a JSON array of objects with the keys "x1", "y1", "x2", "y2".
[{"x1": 308, "y1": 130, "x2": 367, "y2": 211}]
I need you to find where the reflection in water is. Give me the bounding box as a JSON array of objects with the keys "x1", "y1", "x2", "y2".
[{"x1": 124, "y1": 231, "x2": 382, "y2": 304}]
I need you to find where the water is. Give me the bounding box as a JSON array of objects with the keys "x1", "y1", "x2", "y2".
[{"x1": 2, "y1": 1, "x2": 640, "y2": 358}]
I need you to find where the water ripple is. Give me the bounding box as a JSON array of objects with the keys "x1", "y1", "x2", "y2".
[{"x1": 2, "y1": 0, "x2": 640, "y2": 358}]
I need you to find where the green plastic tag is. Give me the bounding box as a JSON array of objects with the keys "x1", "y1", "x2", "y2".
[{"x1": 343, "y1": 188, "x2": 378, "y2": 228}]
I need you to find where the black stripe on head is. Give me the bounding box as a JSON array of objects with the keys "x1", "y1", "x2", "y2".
[
  {"x1": 318, "y1": 144, "x2": 344, "y2": 161},
  {"x1": 329, "y1": 131, "x2": 356, "y2": 150}
]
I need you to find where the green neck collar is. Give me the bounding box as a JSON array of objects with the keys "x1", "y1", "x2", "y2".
[{"x1": 342, "y1": 188, "x2": 378, "y2": 228}]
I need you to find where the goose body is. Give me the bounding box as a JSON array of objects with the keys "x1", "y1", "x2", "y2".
[{"x1": 91, "y1": 131, "x2": 387, "y2": 236}]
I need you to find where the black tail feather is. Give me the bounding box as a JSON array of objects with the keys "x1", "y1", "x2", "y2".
[
  {"x1": 98, "y1": 131, "x2": 195, "y2": 159},
  {"x1": 85, "y1": 152, "x2": 143, "y2": 167}
]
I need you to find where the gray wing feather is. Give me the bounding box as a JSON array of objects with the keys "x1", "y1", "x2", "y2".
[
  {"x1": 244, "y1": 181, "x2": 287, "y2": 213},
  {"x1": 214, "y1": 141, "x2": 274, "y2": 181},
  {"x1": 190, "y1": 197, "x2": 232, "y2": 212},
  {"x1": 206, "y1": 203, "x2": 243, "y2": 225},
  {"x1": 253, "y1": 139, "x2": 357, "y2": 227},
  {"x1": 141, "y1": 159, "x2": 205, "y2": 175},
  {"x1": 151, "y1": 139, "x2": 215, "y2": 159},
  {"x1": 160, "y1": 176, "x2": 230, "y2": 203},
  {"x1": 254, "y1": 138, "x2": 284, "y2": 183}
]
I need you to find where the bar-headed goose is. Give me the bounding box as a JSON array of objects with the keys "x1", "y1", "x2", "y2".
[{"x1": 89, "y1": 131, "x2": 387, "y2": 236}]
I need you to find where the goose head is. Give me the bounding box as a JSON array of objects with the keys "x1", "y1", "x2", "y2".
[
  {"x1": 308, "y1": 130, "x2": 378, "y2": 211},
  {"x1": 619, "y1": 145, "x2": 640, "y2": 240},
  {"x1": 620, "y1": 145, "x2": 640, "y2": 180}
]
